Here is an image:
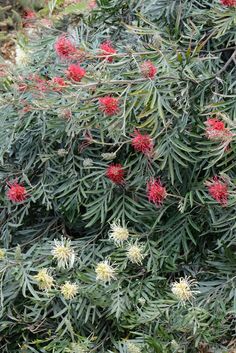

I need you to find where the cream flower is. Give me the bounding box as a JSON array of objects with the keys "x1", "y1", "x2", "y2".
[
  {"x1": 95, "y1": 260, "x2": 116, "y2": 284},
  {"x1": 34, "y1": 269, "x2": 54, "y2": 291},
  {"x1": 0, "y1": 248, "x2": 5, "y2": 260},
  {"x1": 109, "y1": 220, "x2": 129, "y2": 245},
  {"x1": 83, "y1": 158, "x2": 93, "y2": 167},
  {"x1": 65, "y1": 342, "x2": 88, "y2": 353},
  {"x1": 127, "y1": 244, "x2": 145, "y2": 265},
  {"x1": 60, "y1": 281, "x2": 78, "y2": 300},
  {"x1": 171, "y1": 277, "x2": 199, "y2": 302},
  {"x1": 101, "y1": 152, "x2": 116, "y2": 161},
  {"x1": 51, "y1": 237, "x2": 75, "y2": 270},
  {"x1": 127, "y1": 342, "x2": 141, "y2": 353},
  {"x1": 15, "y1": 45, "x2": 30, "y2": 67}
]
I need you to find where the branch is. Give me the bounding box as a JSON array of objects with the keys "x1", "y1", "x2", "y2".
[{"x1": 216, "y1": 49, "x2": 236, "y2": 76}]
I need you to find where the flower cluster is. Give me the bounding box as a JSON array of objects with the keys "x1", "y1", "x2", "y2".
[
  {"x1": 220, "y1": 0, "x2": 236, "y2": 6},
  {"x1": 95, "y1": 260, "x2": 116, "y2": 284},
  {"x1": 51, "y1": 237, "x2": 75, "y2": 270},
  {"x1": 34, "y1": 269, "x2": 54, "y2": 291},
  {"x1": 15, "y1": 46, "x2": 30, "y2": 67},
  {"x1": 66, "y1": 64, "x2": 86, "y2": 82},
  {"x1": 99, "y1": 96, "x2": 120, "y2": 116},
  {"x1": 100, "y1": 41, "x2": 116, "y2": 62},
  {"x1": 60, "y1": 281, "x2": 78, "y2": 300},
  {"x1": 55, "y1": 35, "x2": 77, "y2": 59},
  {"x1": 171, "y1": 277, "x2": 199, "y2": 302},
  {"x1": 106, "y1": 164, "x2": 125, "y2": 184},
  {"x1": 127, "y1": 243, "x2": 145, "y2": 265},
  {"x1": 205, "y1": 117, "x2": 232, "y2": 143},
  {"x1": 22, "y1": 9, "x2": 36, "y2": 28},
  {"x1": 140, "y1": 60, "x2": 157, "y2": 79},
  {"x1": 0, "y1": 249, "x2": 5, "y2": 260},
  {"x1": 108, "y1": 221, "x2": 145, "y2": 263},
  {"x1": 6, "y1": 181, "x2": 27, "y2": 203},
  {"x1": 205, "y1": 176, "x2": 229, "y2": 206},
  {"x1": 109, "y1": 220, "x2": 129, "y2": 245},
  {"x1": 147, "y1": 178, "x2": 167, "y2": 205},
  {"x1": 131, "y1": 130, "x2": 154, "y2": 156},
  {"x1": 127, "y1": 342, "x2": 142, "y2": 353}
]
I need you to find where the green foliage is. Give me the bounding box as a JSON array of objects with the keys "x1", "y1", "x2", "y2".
[{"x1": 0, "y1": 0, "x2": 236, "y2": 352}]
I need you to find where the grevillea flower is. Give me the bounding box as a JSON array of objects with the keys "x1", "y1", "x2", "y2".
[
  {"x1": 109, "y1": 220, "x2": 129, "y2": 245},
  {"x1": 220, "y1": 0, "x2": 236, "y2": 6},
  {"x1": 141, "y1": 60, "x2": 157, "y2": 79},
  {"x1": 83, "y1": 158, "x2": 94, "y2": 167},
  {"x1": 88, "y1": 0, "x2": 97, "y2": 9},
  {"x1": 51, "y1": 237, "x2": 75, "y2": 270},
  {"x1": 55, "y1": 35, "x2": 77, "y2": 59},
  {"x1": 95, "y1": 260, "x2": 116, "y2": 283},
  {"x1": 131, "y1": 130, "x2": 154, "y2": 156},
  {"x1": 23, "y1": 9, "x2": 36, "y2": 19},
  {"x1": 66, "y1": 64, "x2": 86, "y2": 82},
  {"x1": 127, "y1": 243, "x2": 145, "y2": 265},
  {"x1": 34, "y1": 269, "x2": 54, "y2": 291},
  {"x1": 23, "y1": 9, "x2": 36, "y2": 27},
  {"x1": 171, "y1": 277, "x2": 199, "y2": 302},
  {"x1": 60, "y1": 281, "x2": 78, "y2": 300},
  {"x1": 50, "y1": 77, "x2": 67, "y2": 92},
  {"x1": 106, "y1": 164, "x2": 125, "y2": 184},
  {"x1": 100, "y1": 41, "x2": 116, "y2": 62},
  {"x1": 127, "y1": 342, "x2": 142, "y2": 353},
  {"x1": 205, "y1": 117, "x2": 232, "y2": 143},
  {"x1": 0, "y1": 249, "x2": 5, "y2": 260},
  {"x1": 15, "y1": 46, "x2": 30, "y2": 67},
  {"x1": 101, "y1": 152, "x2": 117, "y2": 161},
  {"x1": 99, "y1": 96, "x2": 119, "y2": 116},
  {"x1": 6, "y1": 182, "x2": 27, "y2": 203},
  {"x1": 205, "y1": 176, "x2": 228, "y2": 206},
  {"x1": 147, "y1": 178, "x2": 167, "y2": 205}
]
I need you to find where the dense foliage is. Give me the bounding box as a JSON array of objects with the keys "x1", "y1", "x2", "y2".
[{"x1": 0, "y1": 0, "x2": 236, "y2": 352}]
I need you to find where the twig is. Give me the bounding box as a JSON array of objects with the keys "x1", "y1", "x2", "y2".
[{"x1": 217, "y1": 49, "x2": 236, "y2": 76}]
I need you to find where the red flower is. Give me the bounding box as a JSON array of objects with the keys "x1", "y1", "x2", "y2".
[
  {"x1": 141, "y1": 61, "x2": 157, "y2": 79},
  {"x1": 206, "y1": 118, "x2": 225, "y2": 130},
  {"x1": 220, "y1": 0, "x2": 236, "y2": 6},
  {"x1": 131, "y1": 130, "x2": 154, "y2": 156},
  {"x1": 50, "y1": 77, "x2": 67, "y2": 91},
  {"x1": 206, "y1": 176, "x2": 228, "y2": 206},
  {"x1": 55, "y1": 36, "x2": 77, "y2": 59},
  {"x1": 23, "y1": 9, "x2": 37, "y2": 28},
  {"x1": 100, "y1": 41, "x2": 116, "y2": 62},
  {"x1": 147, "y1": 178, "x2": 167, "y2": 205},
  {"x1": 99, "y1": 96, "x2": 119, "y2": 116},
  {"x1": 106, "y1": 164, "x2": 125, "y2": 184},
  {"x1": 23, "y1": 9, "x2": 36, "y2": 19},
  {"x1": 7, "y1": 182, "x2": 27, "y2": 203},
  {"x1": 66, "y1": 64, "x2": 86, "y2": 82},
  {"x1": 88, "y1": 0, "x2": 97, "y2": 9},
  {"x1": 205, "y1": 117, "x2": 232, "y2": 142}
]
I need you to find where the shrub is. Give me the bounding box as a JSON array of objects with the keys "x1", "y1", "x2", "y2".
[{"x1": 0, "y1": 0, "x2": 236, "y2": 352}]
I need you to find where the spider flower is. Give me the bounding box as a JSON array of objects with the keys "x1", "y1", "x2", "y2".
[
  {"x1": 171, "y1": 277, "x2": 199, "y2": 302},
  {"x1": 95, "y1": 260, "x2": 116, "y2": 284},
  {"x1": 60, "y1": 281, "x2": 78, "y2": 300},
  {"x1": 127, "y1": 244, "x2": 145, "y2": 265},
  {"x1": 109, "y1": 220, "x2": 129, "y2": 245},
  {"x1": 34, "y1": 269, "x2": 54, "y2": 291},
  {"x1": 51, "y1": 237, "x2": 75, "y2": 270}
]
